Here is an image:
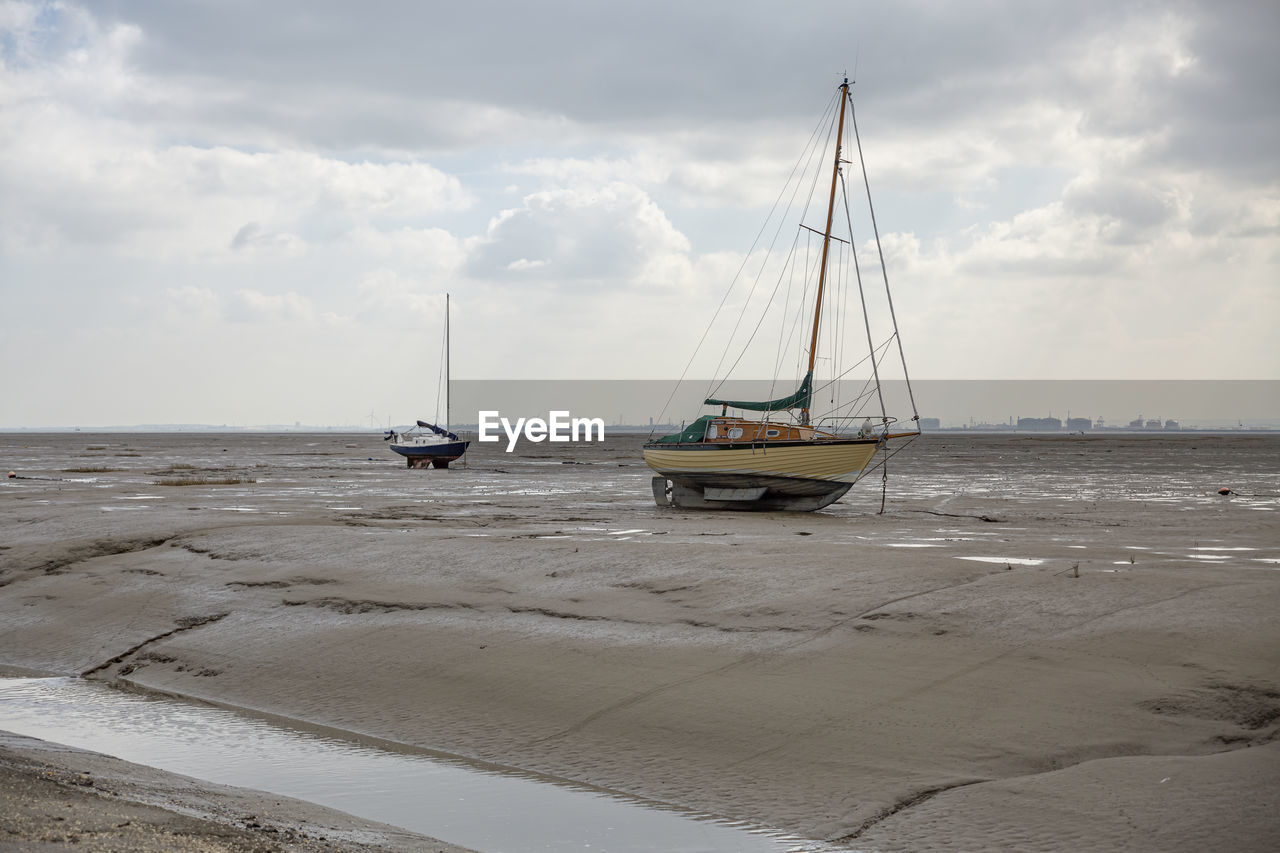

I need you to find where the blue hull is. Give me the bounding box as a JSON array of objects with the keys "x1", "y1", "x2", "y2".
[{"x1": 389, "y1": 440, "x2": 470, "y2": 459}]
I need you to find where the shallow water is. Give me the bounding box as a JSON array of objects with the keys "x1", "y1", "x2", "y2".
[{"x1": 0, "y1": 677, "x2": 839, "y2": 853}]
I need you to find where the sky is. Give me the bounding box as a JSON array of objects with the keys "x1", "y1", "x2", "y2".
[{"x1": 1, "y1": 0, "x2": 1277, "y2": 427}]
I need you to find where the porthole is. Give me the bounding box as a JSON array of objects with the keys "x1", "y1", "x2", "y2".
[{"x1": 727, "y1": 427, "x2": 744, "y2": 439}]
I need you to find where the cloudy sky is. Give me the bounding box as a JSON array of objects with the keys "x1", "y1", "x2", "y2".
[{"x1": 1, "y1": 0, "x2": 1277, "y2": 427}]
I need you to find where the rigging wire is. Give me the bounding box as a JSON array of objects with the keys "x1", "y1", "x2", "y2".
[
  {"x1": 854, "y1": 434, "x2": 919, "y2": 486},
  {"x1": 841, "y1": 163, "x2": 889, "y2": 429},
  {"x1": 705, "y1": 235, "x2": 807, "y2": 410},
  {"x1": 789, "y1": 231, "x2": 815, "y2": 392},
  {"x1": 651, "y1": 89, "x2": 840, "y2": 433},
  {"x1": 703, "y1": 96, "x2": 838, "y2": 404},
  {"x1": 834, "y1": 107, "x2": 859, "y2": 414},
  {"x1": 809, "y1": 333, "x2": 895, "y2": 425},
  {"x1": 849, "y1": 93, "x2": 919, "y2": 423},
  {"x1": 769, "y1": 228, "x2": 806, "y2": 403},
  {"x1": 764, "y1": 228, "x2": 818, "y2": 423},
  {"x1": 832, "y1": 230, "x2": 848, "y2": 412}
]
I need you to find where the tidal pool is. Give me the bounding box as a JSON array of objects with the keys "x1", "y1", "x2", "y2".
[{"x1": 0, "y1": 677, "x2": 838, "y2": 853}]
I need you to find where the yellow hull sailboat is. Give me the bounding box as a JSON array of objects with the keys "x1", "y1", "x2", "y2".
[{"x1": 644, "y1": 77, "x2": 920, "y2": 511}]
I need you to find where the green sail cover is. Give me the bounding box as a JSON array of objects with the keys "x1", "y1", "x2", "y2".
[
  {"x1": 650, "y1": 415, "x2": 715, "y2": 444},
  {"x1": 650, "y1": 374, "x2": 814, "y2": 445},
  {"x1": 704, "y1": 372, "x2": 813, "y2": 413}
]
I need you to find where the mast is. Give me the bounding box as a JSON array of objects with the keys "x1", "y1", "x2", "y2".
[
  {"x1": 445, "y1": 293, "x2": 450, "y2": 432},
  {"x1": 802, "y1": 77, "x2": 850, "y2": 426}
]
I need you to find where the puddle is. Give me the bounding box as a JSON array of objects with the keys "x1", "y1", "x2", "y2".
[
  {"x1": 0, "y1": 678, "x2": 835, "y2": 853},
  {"x1": 956, "y1": 556, "x2": 1045, "y2": 566},
  {"x1": 884, "y1": 543, "x2": 941, "y2": 548}
]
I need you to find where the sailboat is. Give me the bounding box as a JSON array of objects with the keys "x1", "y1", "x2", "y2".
[
  {"x1": 386, "y1": 294, "x2": 470, "y2": 468},
  {"x1": 643, "y1": 77, "x2": 920, "y2": 511}
]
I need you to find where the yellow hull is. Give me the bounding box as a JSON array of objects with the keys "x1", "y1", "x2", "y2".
[{"x1": 643, "y1": 440, "x2": 877, "y2": 485}]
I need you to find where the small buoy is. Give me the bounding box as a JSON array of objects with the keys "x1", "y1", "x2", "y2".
[
  {"x1": 1217, "y1": 487, "x2": 1232, "y2": 496},
  {"x1": 6, "y1": 471, "x2": 14, "y2": 478}
]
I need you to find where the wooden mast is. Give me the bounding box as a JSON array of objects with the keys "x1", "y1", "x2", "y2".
[{"x1": 801, "y1": 78, "x2": 850, "y2": 426}]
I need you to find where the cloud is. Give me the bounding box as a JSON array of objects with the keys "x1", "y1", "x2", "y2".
[
  {"x1": 227, "y1": 289, "x2": 319, "y2": 323},
  {"x1": 229, "y1": 222, "x2": 306, "y2": 255},
  {"x1": 162, "y1": 284, "x2": 220, "y2": 322},
  {"x1": 0, "y1": 129, "x2": 470, "y2": 257},
  {"x1": 0, "y1": 8, "x2": 471, "y2": 262},
  {"x1": 342, "y1": 226, "x2": 467, "y2": 274},
  {"x1": 466, "y1": 183, "x2": 691, "y2": 285},
  {"x1": 2, "y1": 0, "x2": 1278, "y2": 428},
  {"x1": 1061, "y1": 176, "x2": 1184, "y2": 245}
]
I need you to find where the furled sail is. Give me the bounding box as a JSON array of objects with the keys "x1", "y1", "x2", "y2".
[
  {"x1": 704, "y1": 371, "x2": 813, "y2": 413},
  {"x1": 416, "y1": 420, "x2": 460, "y2": 441}
]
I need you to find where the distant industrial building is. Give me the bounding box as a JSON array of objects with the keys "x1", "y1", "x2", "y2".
[
  {"x1": 918, "y1": 417, "x2": 940, "y2": 430},
  {"x1": 1066, "y1": 417, "x2": 1091, "y2": 430},
  {"x1": 1017, "y1": 416, "x2": 1062, "y2": 430},
  {"x1": 1122, "y1": 415, "x2": 1180, "y2": 430}
]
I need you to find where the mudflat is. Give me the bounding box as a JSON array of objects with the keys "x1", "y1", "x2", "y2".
[{"x1": 2, "y1": 431, "x2": 1278, "y2": 851}]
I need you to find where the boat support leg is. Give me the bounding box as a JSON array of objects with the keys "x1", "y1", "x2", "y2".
[{"x1": 651, "y1": 476, "x2": 674, "y2": 507}]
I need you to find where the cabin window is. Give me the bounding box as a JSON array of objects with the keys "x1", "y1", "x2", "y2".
[
  {"x1": 727, "y1": 427, "x2": 744, "y2": 439},
  {"x1": 707, "y1": 425, "x2": 718, "y2": 438},
  {"x1": 765, "y1": 429, "x2": 781, "y2": 438}
]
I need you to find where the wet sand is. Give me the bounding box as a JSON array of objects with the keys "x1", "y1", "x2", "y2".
[{"x1": 2, "y1": 431, "x2": 1279, "y2": 850}]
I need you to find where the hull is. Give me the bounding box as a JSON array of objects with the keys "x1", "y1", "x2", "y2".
[
  {"x1": 644, "y1": 439, "x2": 878, "y2": 485},
  {"x1": 643, "y1": 439, "x2": 877, "y2": 511},
  {"x1": 389, "y1": 439, "x2": 470, "y2": 468}
]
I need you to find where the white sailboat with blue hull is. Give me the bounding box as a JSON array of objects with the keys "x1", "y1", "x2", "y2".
[{"x1": 386, "y1": 294, "x2": 470, "y2": 468}]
